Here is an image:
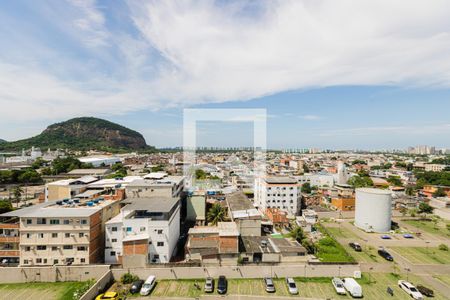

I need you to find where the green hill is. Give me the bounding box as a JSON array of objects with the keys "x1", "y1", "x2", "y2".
[
  {"x1": 0, "y1": 117, "x2": 152, "y2": 151},
  {"x1": 0, "y1": 139, "x2": 6, "y2": 144}
]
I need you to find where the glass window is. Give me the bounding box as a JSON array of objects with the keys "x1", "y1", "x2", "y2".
[
  {"x1": 63, "y1": 220, "x2": 70, "y2": 225},
  {"x1": 80, "y1": 258, "x2": 85, "y2": 263},
  {"x1": 157, "y1": 242, "x2": 164, "y2": 247},
  {"x1": 126, "y1": 227, "x2": 132, "y2": 232},
  {"x1": 52, "y1": 246, "x2": 58, "y2": 251},
  {"x1": 65, "y1": 233, "x2": 70, "y2": 238},
  {"x1": 111, "y1": 227, "x2": 117, "y2": 232},
  {"x1": 26, "y1": 219, "x2": 32, "y2": 224},
  {"x1": 52, "y1": 233, "x2": 58, "y2": 238},
  {"x1": 112, "y1": 238, "x2": 117, "y2": 243},
  {"x1": 80, "y1": 219, "x2": 87, "y2": 225},
  {"x1": 37, "y1": 218, "x2": 46, "y2": 225},
  {"x1": 50, "y1": 219, "x2": 60, "y2": 225},
  {"x1": 157, "y1": 229, "x2": 163, "y2": 234},
  {"x1": 110, "y1": 251, "x2": 116, "y2": 256},
  {"x1": 79, "y1": 233, "x2": 84, "y2": 238},
  {"x1": 63, "y1": 245, "x2": 73, "y2": 250}
]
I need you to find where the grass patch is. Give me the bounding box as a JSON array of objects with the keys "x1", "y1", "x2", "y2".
[
  {"x1": 315, "y1": 223, "x2": 356, "y2": 263},
  {"x1": 392, "y1": 247, "x2": 450, "y2": 264},
  {"x1": 0, "y1": 281, "x2": 90, "y2": 300},
  {"x1": 434, "y1": 275, "x2": 450, "y2": 287},
  {"x1": 325, "y1": 225, "x2": 361, "y2": 240},
  {"x1": 403, "y1": 219, "x2": 450, "y2": 239}
]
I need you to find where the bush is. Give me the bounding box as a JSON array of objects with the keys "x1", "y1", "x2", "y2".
[
  {"x1": 438, "y1": 244, "x2": 448, "y2": 251},
  {"x1": 121, "y1": 272, "x2": 140, "y2": 284}
]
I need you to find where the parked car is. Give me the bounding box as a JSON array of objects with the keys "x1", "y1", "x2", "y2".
[
  {"x1": 349, "y1": 242, "x2": 362, "y2": 252},
  {"x1": 95, "y1": 292, "x2": 119, "y2": 300},
  {"x1": 378, "y1": 248, "x2": 394, "y2": 261},
  {"x1": 342, "y1": 278, "x2": 363, "y2": 298},
  {"x1": 217, "y1": 276, "x2": 227, "y2": 294},
  {"x1": 417, "y1": 285, "x2": 434, "y2": 297},
  {"x1": 381, "y1": 235, "x2": 392, "y2": 239},
  {"x1": 130, "y1": 280, "x2": 144, "y2": 294},
  {"x1": 398, "y1": 280, "x2": 424, "y2": 300},
  {"x1": 332, "y1": 278, "x2": 346, "y2": 295},
  {"x1": 403, "y1": 234, "x2": 414, "y2": 239},
  {"x1": 140, "y1": 275, "x2": 156, "y2": 296},
  {"x1": 204, "y1": 277, "x2": 214, "y2": 293},
  {"x1": 264, "y1": 277, "x2": 276, "y2": 293},
  {"x1": 286, "y1": 277, "x2": 298, "y2": 295}
]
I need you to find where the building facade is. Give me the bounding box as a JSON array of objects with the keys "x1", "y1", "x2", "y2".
[{"x1": 254, "y1": 177, "x2": 301, "y2": 216}]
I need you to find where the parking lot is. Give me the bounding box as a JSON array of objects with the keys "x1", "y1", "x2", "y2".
[{"x1": 127, "y1": 273, "x2": 447, "y2": 300}]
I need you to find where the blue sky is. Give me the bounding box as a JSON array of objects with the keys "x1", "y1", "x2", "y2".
[{"x1": 1, "y1": 1, "x2": 450, "y2": 149}]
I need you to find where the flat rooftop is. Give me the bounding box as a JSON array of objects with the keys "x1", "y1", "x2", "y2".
[
  {"x1": 122, "y1": 197, "x2": 179, "y2": 213},
  {"x1": 265, "y1": 177, "x2": 298, "y2": 184}
]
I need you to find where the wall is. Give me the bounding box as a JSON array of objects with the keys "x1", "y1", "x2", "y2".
[
  {"x1": 111, "y1": 264, "x2": 360, "y2": 280},
  {"x1": 80, "y1": 271, "x2": 113, "y2": 300},
  {"x1": 0, "y1": 265, "x2": 110, "y2": 283}
]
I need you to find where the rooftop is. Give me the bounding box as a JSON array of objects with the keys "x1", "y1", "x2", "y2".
[
  {"x1": 264, "y1": 177, "x2": 298, "y2": 184},
  {"x1": 122, "y1": 197, "x2": 179, "y2": 213}
]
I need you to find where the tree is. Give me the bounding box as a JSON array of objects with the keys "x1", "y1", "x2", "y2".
[
  {"x1": 301, "y1": 182, "x2": 312, "y2": 194},
  {"x1": 289, "y1": 226, "x2": 305, "y2": 242},
  {"x1": 433, "y1": 187, "x2": 447, "y2": 198},
  {"x1": 207, "y1": 203, "x2": 226, "y2": 225},
  {"x1": 418, "y1": 202, "x2": 434, "y2": 217},
  {"x1": 348, "y1": 175, "x2": 374, "y2": 188},
  {"x1": 387, "y1": 176, "x2": 402, "y2": 187},
  {"x1": 405, "y1": 186, "x2": 416, "y2": 196},
  {"x1": 0, "y1": 200, "x2": 13, "y2": 214},
  {"x1": 12, "y1": 186, "x2": 23, "y2": 208},
  {"x1": 438, "y1": 244, "x2": 448, "y2": 251}
]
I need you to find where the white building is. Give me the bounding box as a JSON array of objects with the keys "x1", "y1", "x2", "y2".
[
  {"x1": 254, "y1": 177, "x2": 301, "y2": 216},
  {"x1": 79, "y1": 156, "x2": 121, "y2": 167},
  {"x1": 105, "y1": 197, "x2": 180, "y2": 266}
]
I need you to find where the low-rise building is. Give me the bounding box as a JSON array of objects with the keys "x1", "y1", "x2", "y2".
[
  {"x1": 105, "y1": 197, "x2": 180, "y2": 267},
  {"x1": 186, "y1": 191, "x2": 206, "y2": 225},
  {"x1": 45, "y1": 176, "x2": 99, "y2": 201},
  {"x1": 125, "y1": 174, "x2": 185, "y2": 198},
  {"x1": 0, "y1": 217, "x2": 20, "y2": 264},
  {"x1": 227, "y1": 192, "x2": 262, "y2": 236}
]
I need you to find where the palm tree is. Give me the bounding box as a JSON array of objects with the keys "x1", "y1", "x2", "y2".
[{"x1": 207, "y1": 203, "x2": 226, "y2": 225}]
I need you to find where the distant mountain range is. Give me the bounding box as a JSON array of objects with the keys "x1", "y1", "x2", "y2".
[
  {"x1": 0, "y1": 139, "x2": 6, "y2": 144},
  {"x1": 0, "y1": 117, "x2": 153, "y2": 151}
]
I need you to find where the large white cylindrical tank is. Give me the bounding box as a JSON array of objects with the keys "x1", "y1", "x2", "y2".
[{"x1": 355, "y1": 188, "x2": 392, "y2": 233}]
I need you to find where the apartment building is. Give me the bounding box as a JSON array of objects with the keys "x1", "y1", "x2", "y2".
[
  {"x1": 1, "y1": 198, "x2": 120, "y2": 266},
  {"x1": 0, "y1": 217, "x2": 20, "y2": 264},
  {"x1": 104, "y1": 197, "x2": 180, "y2": 267},
  {"x1": 125, "y1": 174, "x2": 185, "y2": 198},
  {"x1": 254, "y1": 177, "x2": 301, "y2": 216}
]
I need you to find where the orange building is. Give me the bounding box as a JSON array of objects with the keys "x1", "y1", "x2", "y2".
[
  {"x1": 422, "y1": 185, "x2": 450, "y2": 198},
  {"x1": 265, "y1": 208, "x2": 289, "y2": 226},
  {"x1": 331, "y1": 198, "x2": 356, "y2": 211}
]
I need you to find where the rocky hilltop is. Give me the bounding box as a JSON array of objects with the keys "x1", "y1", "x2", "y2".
[{"x1": 0, "y1": 117, "x2": 150, "y2": 151}]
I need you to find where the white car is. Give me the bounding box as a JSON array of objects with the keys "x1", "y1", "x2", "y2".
[
  {"x1": 332, "y1": 278, "x2": 346, "y2": 295},
  {"x1": 140, "y1": 275, "x2": 156, "y2": 296},
  {"x1": 398, "y1": 280, "x2": 423, "y2": 300},
  {"x1": 286, "y1": 277, "x2": 298, "y2": 295}
]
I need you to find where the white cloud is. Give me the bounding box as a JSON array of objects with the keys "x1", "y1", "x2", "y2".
[
  {"x1": 300, "y1": 115, "x2": 321, "y2": 121},
  {"x1": 1, "y1": 0, "x2": 450, "y2": 128}
]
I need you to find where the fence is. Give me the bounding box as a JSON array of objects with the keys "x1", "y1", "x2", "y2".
[{"x1": 80, "y1": 270, "x2": 113, "y2": 300}]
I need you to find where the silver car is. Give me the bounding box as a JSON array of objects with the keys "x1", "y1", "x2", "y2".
[
  {"x1": 204, "y1": 277, "x2": 214, "y2": 293},
  {"x1": 286, "y1": 277, "x2": 298, "y2": 295},
  {"x1": 264, "y1": 277, "x2": 276, "y2": 293}
]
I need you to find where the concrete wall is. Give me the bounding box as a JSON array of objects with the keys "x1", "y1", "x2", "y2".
[
  {"x1": 0, "y1": 265, "x2": 110, "y2": 283},
  {"x1": 111, "y1": 264, "x2": 360, "y2": 280},
  {"x1": 80, "y1": 271, "x2": 113, "y2": 300}
]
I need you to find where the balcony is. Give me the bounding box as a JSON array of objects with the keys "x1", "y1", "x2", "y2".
[
  {"x1": 0, "y1": 236, "x2": 19, "y2": 243},
  {"x1": 0, "y1": 250, "x2": 20, "y2": 257}
]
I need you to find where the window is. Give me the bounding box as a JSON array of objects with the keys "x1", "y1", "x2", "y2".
[
  {"x1": 157, "y1": 229, "x2": 163, "y2": 234},
  {"x1": 126, "y1": 227, "x2": 132, "y2": 232},
  {"x1": 157, "y1": 242, "x2": 164, "y2": 247},
  {"x1": 38, "y1": 233, "x2": 44, "y2": 238},
  {"x1": 52, "y1": 246, "x2": 58, "y2": 251},
  {"x1": 63, "y1": 220, "x2": 70, "y2": 225},
  {"x1": 77, "y1": 246, "x2": 87, "y2": 251},
  {"x1": 79, "y1": 233, "x2": 84, "y2": 238},
  {"x1": 36, "y1": 258, "x2": 42, "y2": 263},
  {"x1": 110, "y1": 251, "x2": 116, "y2": 256},
  {"x1": 25, "y1": 246, "x2": 31, "y2": 252},
  {"x1": 63, "y1": 245, "x2": 73, "y2": 250},
  {"x1": 23, "y1": 259, "x2": 29, "y2": 264},
  {"x1": 50, "y1": 219, "x2": 60, "y2": 225},
  {"x1": 80, "y1": 258, "x2": 85, "y2": 263},
  {"x1": 37, "y1": 218, "x2": 46, "y2": 224},
  {"x1": 43, "y1": 259, "x2": 47, "y2": 264},
  {"x1": 153, "y1": 254, "x2": 159, "y2": 259},
  {"x1": 112, "y1": 238, "x2": 117, "y2": 243},
  {"x1": 140, "y1": 227, "x2": 146, "y2": 232},
  {"x1": 53, "y1": 259, "x2": 58, "y2": 264},
  {"x1": 65, "y1": 233, "x2": 70, "y2": 238},
  {"x1": 37, "y1": 245, "x2": 47, "y2": 250},
  {"x1": 26, "y1": 233, "x2": 31, "y2": 239},
  {"x1": 80, "y1": 219, "x2": 87, "y2": 225},
  {"x1": 52, "y1": 233, "x2": 58, "y2": 238},
  {"x1": 111, "y1": 227, "x2": 117, "y2": 232},
  {"x1": 26, "y1": 219, "x2": 32, "y2": 224}
]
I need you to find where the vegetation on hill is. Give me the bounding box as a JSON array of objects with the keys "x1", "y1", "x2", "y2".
[
  {"x1": 0, "y1": 117, "x2": 154, "y2": 151},
  {"x1": 0, "y1": 138, "x2": 6, "y2": 143}
]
